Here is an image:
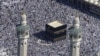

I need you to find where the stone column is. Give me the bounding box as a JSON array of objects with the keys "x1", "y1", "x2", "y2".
[
  {"x1": 16, "y1": 10, "x2": 30, "y2": 56},
  {"x1": 69, "y1": 16, "x2": 82, "y2": 56}
]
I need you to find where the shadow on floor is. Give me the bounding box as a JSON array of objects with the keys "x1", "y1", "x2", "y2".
[
  {"x1": 55, "y1": 0, "x2": 100, "y2": 19},
  {"x1": 33, "y1": 31, "x2": 52, "y2": 42}
]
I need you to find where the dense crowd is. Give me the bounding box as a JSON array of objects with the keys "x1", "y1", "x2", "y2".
[{"x1": 0, "y1": 0, "x2": 100, "y2": 56}]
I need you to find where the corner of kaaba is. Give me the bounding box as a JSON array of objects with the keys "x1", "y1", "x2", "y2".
[{"x1": 45, "y1": 20, "x2": 67, "y2": 42}]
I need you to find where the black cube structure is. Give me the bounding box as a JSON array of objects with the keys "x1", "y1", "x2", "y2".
[{"x1": 46, "y1": 21, "x2": 67, "y2": 42}]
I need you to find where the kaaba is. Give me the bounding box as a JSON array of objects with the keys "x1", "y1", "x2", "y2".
[{"x1": 45, "y1": 20, "x2": 67, "y2": 42}]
